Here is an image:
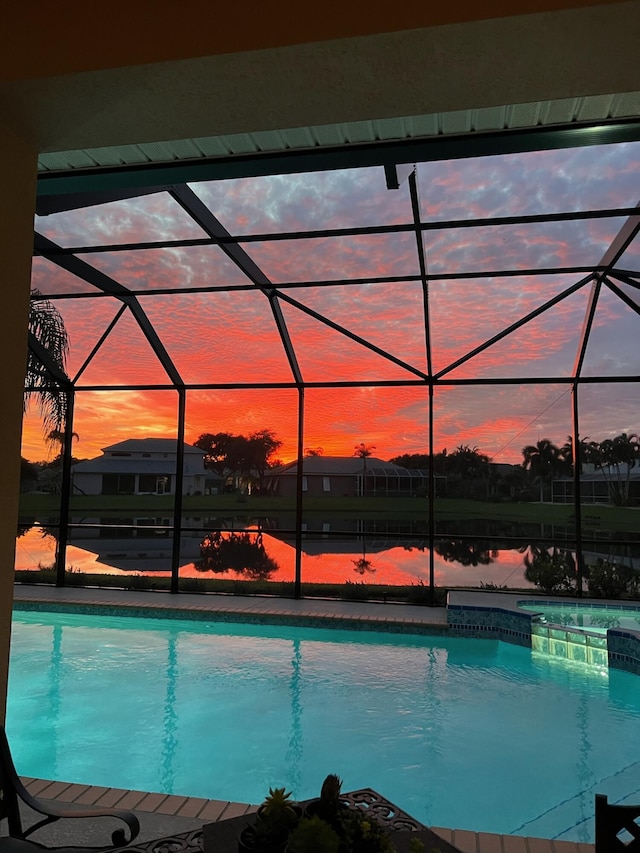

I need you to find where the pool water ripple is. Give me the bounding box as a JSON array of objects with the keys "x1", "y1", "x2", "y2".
[{"x1": 8, "y1": 608, "x2": 640, "y2": 845}]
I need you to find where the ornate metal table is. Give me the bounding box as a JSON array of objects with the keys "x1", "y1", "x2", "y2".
[
  {"x1": 111, "y1": 790, "x2": 461, "y2": 853},
  {"x1": 202, "y1": 788, "x2": 461, "y2": 853}
]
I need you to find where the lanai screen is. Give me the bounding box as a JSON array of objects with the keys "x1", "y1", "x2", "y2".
[{"x1": 20, "y1": 138, "x2": 640, "y2": 596}]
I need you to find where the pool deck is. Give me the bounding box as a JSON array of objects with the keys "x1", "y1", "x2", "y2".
[{"x1": 11, "y1": 585, "x2": 596, "y2": 853}]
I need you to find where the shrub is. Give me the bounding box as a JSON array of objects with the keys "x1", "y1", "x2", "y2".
[
  {"x1": 287, "y1": 816, "x2": 340, "y2": 853},
  {"x1": 524, "y1": 549, "x2": 577, "y2": 594},
  {"x1": 341, "y1": 581, "x2": 370, "y2": 601},
  {"x1": 587, "y1": 559, "x2": 639, "y2": 599},
  {"x1": 406, "y1": 580, "x2": 431, "y2": 604}
]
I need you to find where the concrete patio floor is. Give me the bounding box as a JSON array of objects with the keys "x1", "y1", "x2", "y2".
[{"x1": 9, "y1": 585, "x2": 596, "y2": 853}]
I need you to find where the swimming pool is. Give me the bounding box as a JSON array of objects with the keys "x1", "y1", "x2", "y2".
[
  {"x1": 8, "y1": 607, "x2": 640, "y2": 844},
  {"x1": 518, "y1": 601, "x2": 640, "y2": 635}
]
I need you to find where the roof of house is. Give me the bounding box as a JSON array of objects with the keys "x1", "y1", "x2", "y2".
[
  {"x1": 554, "y1": 469, "x2": 640, "y2": 483},
  {"x1": 102, "y1": 438, "x2": 204, "y2": 455},
  {"x1": 269, "y1": 456, "x2": 431, "y2": 476},
  {"x1": 489, "y1": 462, "x2": 524, "y2": 474}
]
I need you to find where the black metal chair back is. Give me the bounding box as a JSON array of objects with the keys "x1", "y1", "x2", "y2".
[
  {"x1": 0, "y1": 724, "x2": 139, "y2": 848},
  {"x1": 596, "y1": 793, "x2": 640, "y2": 852},
  {"x1": 0, "y1": 724, "x2": 27, "y2": 837}
]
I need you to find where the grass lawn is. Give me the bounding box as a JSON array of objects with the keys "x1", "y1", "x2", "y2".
[{"x1": 18, "y1": 493, "x2": 640, "y2": 532}]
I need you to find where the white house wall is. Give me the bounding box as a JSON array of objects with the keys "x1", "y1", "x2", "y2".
[
  {"x1": 73, "y1": 473, "x2": 102, "y2": 495},
  {"x1": 72, "y1": 471, "x2": 203, "y2": 496}
]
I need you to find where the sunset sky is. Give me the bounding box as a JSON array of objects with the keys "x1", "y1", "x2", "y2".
[{"x1": 23, "y1": 140, "x2": 640, "y2": 465}]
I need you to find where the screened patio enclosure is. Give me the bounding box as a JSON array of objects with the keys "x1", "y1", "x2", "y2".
[{"x1": 20, "y1": 122, "x2": 640, "y2": 600}]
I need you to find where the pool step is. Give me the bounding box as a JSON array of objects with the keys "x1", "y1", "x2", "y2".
[{"x1": 531, "y1": 623, "x2": 609, "y2": 667}]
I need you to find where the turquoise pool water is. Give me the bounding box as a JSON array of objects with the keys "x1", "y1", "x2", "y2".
[
  {"x1": 518, "y1": 601, "x2": 640, "y2": 635},
  {"x1": 8, "y1": 608, "x2": 640, "y2": 844}
]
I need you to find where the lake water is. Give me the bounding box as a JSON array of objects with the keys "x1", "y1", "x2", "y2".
[{"x1": 15, "y1": 515, "x2": 640, "y2": 591}]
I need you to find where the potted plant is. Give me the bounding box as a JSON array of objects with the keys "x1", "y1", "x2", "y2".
[
  {"x1": 337, "y1": 808, "x2": 394, "y2": 853},
  {"x1": 308, "y1": 775, "x2": 396, "y2": 853},
  {"x1": 304, "y1": 774, "x2": 347, "y2": 826},
  {"x1": 239, "y1": 787, "x2": 300, "y2": 853},
  {"x1": 242, "y1": 775, "x2": 403, "y2": 853},
  {"x1": 258, "y1": 786, "x2": 300, "y2": 829},
  {"x1": 287, "y1": 815, "x2": 341, "y2": 853}
]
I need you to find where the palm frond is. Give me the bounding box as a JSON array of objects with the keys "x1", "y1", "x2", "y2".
[{"x1": 24, "y1": 289, "x2": 70, "y2": 434}]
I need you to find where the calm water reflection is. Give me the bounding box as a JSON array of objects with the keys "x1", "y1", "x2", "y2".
[{"x1": 15, "y1": 514, "x2": 640, "y2": 590}]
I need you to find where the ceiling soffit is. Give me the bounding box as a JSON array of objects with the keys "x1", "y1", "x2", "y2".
[{"x1": 36, "y1": 111, "x2": 640, "y2": 212}]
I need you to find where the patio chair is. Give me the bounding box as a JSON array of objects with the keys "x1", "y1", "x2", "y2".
[
  {"x1": 595, "y1": 793, "x2": 640, "y2": 851},
  {"x1": 0, "y1": 725, "x2": 139, "y2": 852}
]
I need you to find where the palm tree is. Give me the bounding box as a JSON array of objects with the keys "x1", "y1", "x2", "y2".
[
  {"x1": 353, "y1": 442, "x2": 375, "y2": 497},
  {"x1": 559, "y1": 435, "x2": 593, "y2": 477},
  {"x1": 604, "y1": 433, "x2": 640, "y2": 505},
  {"x1": 46, "y1": 428, "x2": 79, "y2": 458},
  {"x1": 522, "y1": 439, "x2": 562, "y2": 502},
  {"x1": 31, "y1": 430, "x2": 81, "y2": 495},
  {"x1": 24, "y1": 289, "x2": 70, "y2": 434},
  {"x1": 584, "y1": 434, "x2": 640, "y2": 506}
]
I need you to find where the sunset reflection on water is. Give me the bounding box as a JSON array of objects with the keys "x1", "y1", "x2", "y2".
[{"x1": 15, "y1": 525, "x2": 532, "y2": 588}]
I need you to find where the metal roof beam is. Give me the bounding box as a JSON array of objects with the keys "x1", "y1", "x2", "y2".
[
  {"x1": 436, "y1": 274, "x2": 593, "y2": 380},
  {"x1": 169, "y1": 183, "x2": 304, "y2": 386},
  {"x1": 34, "y1": 233, "x2": 185, "y2": 388},
  {"x1": 572, "y1": 200, "x2": 640, "y2": 377},
  {"x1": 36, "y1": 185, "x2": 174, "y2": 216}
]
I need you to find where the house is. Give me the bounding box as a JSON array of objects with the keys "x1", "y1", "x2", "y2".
[
  {"x1": 552, "y1": 464, "x2": 640, "y2": 506},
  {"x1": 71, "y1": 439, "x2": 222, "y2": 496},
  {"x1": 265, "y1": 456, "x2": 443, "y2": 498}
]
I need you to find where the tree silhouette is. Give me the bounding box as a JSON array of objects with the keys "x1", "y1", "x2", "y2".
[
  {"x1": 526, "y1": 432, "x2": 640, "y2": 506},
  {"x1": 24, "y1": 289, "x2": 70, "y2": 435},
  {"x1": 194, "y1": 432, "x2": 234, "y2": 475},
  {"x1": 435, "y1": 539, "x2": 497, "y2": 567},
  {"x1": 46, "y1": 428, "x2": 79, "y2": 458},
  {"x1": 522, "y1": 439, "x2": 562, "y2": 502},
  {"x1": 558, "y1": 434, "x2": 593, "y2": 476},
  {"x1": 563, "y1": 432, "x2": 640, "y2": 506},
  {"x1": 587, "y1": 557, "x2": 639, "y2": 599},
  {"x1": 523, "y1": 545, "x2": 577, "y2": 593},
  {"x1": 195, "y1": 530, "x2": 279, "y2": 580},
  {"x1": 607, "y1": 432, "x2": 640, "y2": 505},
  {"x1": 352, "y1": 557, "x2": 376, "y2": 575},
  {"x1": 194, "y1": 429, "x2": 282, "y2": 491},
  {"x1": 353, "y1": 442, "x2": 375, "y2": 497},
  {"x1": 389, "y1": 452, "x2": 431, "y2": 469},
  {"x1": 353, "y1": 442, "x2": 375, "y2": 458},
  {"x1": 38, "y1": 429, "x2": 81, "y2": 494}
]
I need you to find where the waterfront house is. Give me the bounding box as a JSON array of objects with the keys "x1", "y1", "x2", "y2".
[
  {"x1": 265, "y1": 456, "x2": 443, "y2": 498},
  {"x1": 71, "y1": 439, "x2": 219, "y2": 496}
]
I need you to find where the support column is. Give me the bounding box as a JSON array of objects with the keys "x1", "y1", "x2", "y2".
[{"x1": 0, "y1": 125, "x2": 38, "y2": 722}]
